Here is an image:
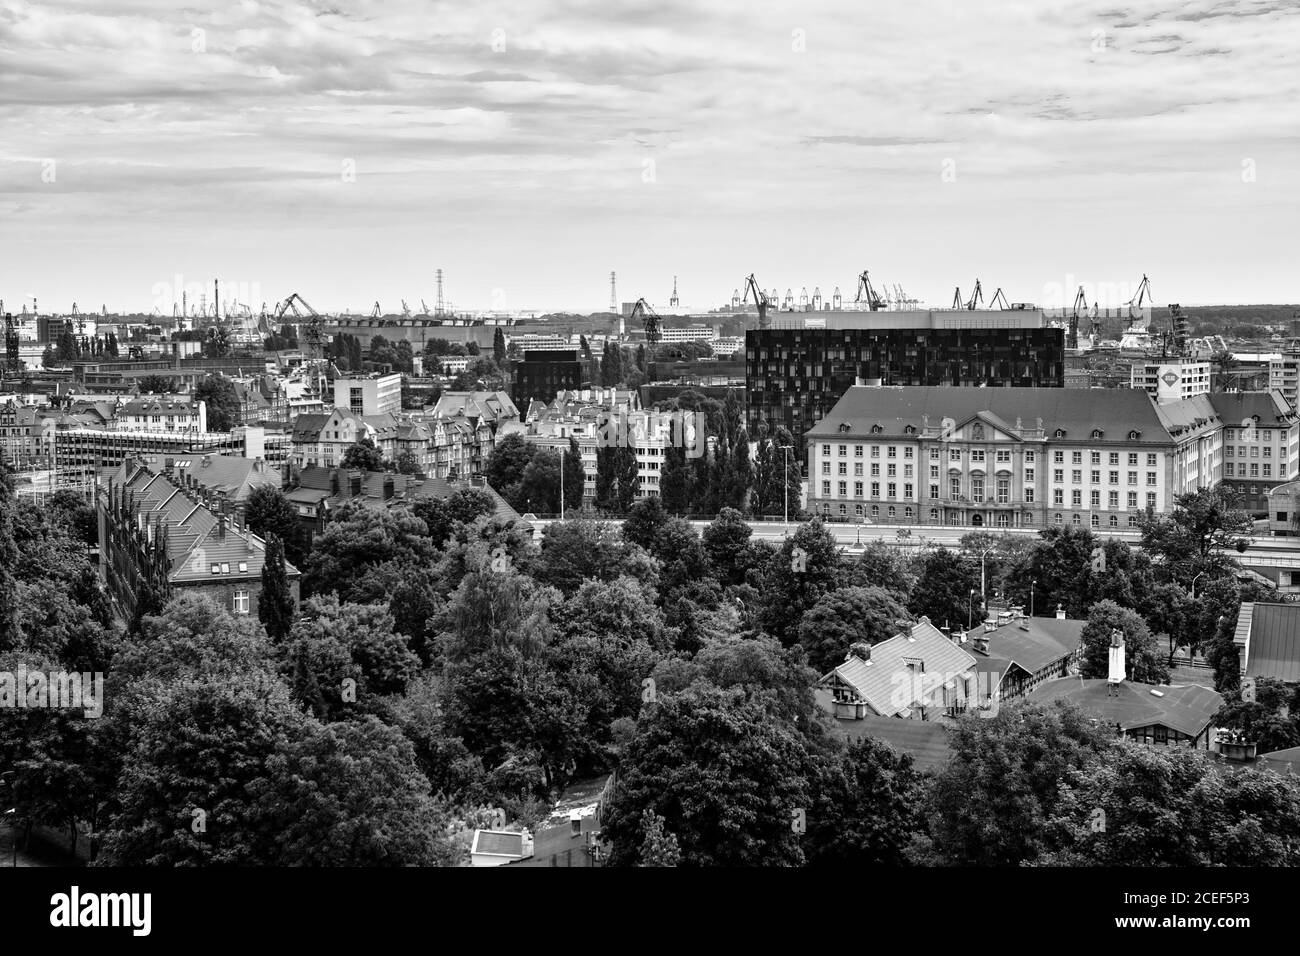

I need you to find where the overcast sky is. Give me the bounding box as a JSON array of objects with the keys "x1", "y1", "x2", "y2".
[{"x1": 1, "y1": 0, "x2": 1297, "y2": 314}]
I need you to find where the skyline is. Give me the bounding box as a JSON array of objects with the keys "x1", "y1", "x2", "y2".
[{"x1": 2, "y1": 0, "x2": 1298, "y2": 312}]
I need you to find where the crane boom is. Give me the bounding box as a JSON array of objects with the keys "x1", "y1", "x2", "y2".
[
  {"x1": 855, "y1": 270, "x2": 885, "y2": 311},
  {"x1": 630, "y1": 298, "x2": 662, "y2": 345},
  {"x1": 742, "y1": 274, "x2": 770, "y2": 329}
]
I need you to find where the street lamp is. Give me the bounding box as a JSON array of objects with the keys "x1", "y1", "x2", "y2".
[
  {"x1": 1030, "y1": 578, "x2": 1036, "y2": 619},
  {"x1": 780, "y1": 445, "x2": 794, "y2": 527},
  {"x1": 968, "y1": 588, "x2": 976, "y2": 631},
  {"x1": 558, "y1": 445, "x2": 565, "y2": 522},
  {"x1": 1190, "y1": 570, "x2": 1207, "y2": 600},
  {"x1": 977, "y1": 546, "x2": 995, "y2": 610}
]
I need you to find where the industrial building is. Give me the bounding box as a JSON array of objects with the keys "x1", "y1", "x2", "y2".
[{"x1": 746, "y1": 309, "x2": 1064, "y2": 440}]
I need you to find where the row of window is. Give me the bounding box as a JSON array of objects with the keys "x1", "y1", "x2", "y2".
[
  {"x1": 1226, "y1": 445, "x2": 1272, "y2": 457},
  {"x1": 1050, "y1": 469, "x2": 1158, "y2": 485},
  {"x1": 823, "y1": 503, "x2": 1143, "y2": 530},
  {"x1": 1225, "y1": 463, "x2": 1272, "y2": 478},
  {"x1": 819, "y1": 444, "x2": 1162, "y2": 469},
  {"x1": 819, "y1": 478, "x2": 1161, "y2": 510}
]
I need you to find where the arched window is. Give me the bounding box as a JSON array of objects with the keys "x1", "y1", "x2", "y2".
[
  {"x1": 839, "y1": 503, "x2": 847, "y2": 516},
  {"x1": 871, "y1": 505, "x2": 880, "y2": 517},
  {"x1": 1072, "y1": 513, "x2": 1082, "y2": 525},
  {"x1": 929, "y1": 508, "x2": 939, "y2": 522},
  {"x1": 1109, "y1": 514, "x2": 1118, "y2": 527},
  {"x1": 887, "y1": 506, "x2": 897, "y2": 518},
  {"x1": 904, "y1": 506, "x2": 914, "y2": 519},
  {"x1": 1090, "y1": 514, "x2": 1100, "y2": 527},
  {"x1": 1054, "y1": 429, "x2": 1066, "y2": 438},
  {"x1": 1054, "y1": 513, "x2": 1063, "y2": 524},
  {"x1": 855, "y1": 504, "x2": 864, "y2": 516}
]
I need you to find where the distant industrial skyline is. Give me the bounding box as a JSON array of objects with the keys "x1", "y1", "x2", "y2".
[{"x1": 2, "y1": 0, "x2": 1298, "y2": 312}]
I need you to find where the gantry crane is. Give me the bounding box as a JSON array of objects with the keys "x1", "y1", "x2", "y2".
[{"x1": 988, "y1": 287, "x2": 1010, "y2": 310}]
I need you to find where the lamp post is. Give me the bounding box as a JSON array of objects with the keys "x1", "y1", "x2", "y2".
[
  {"x1": 781, "y1": 444, "x2": 794, "y2": 527},
  {"x1": 559, "y1": 445, "x2": 564, "y2": 521},
  {"x1": 977, "y1": 546, "x2": 995, "y2": 611},
  {"x1": 968, "y1": 588, "x2": 975, "y2": 631},
  {"x1": 1030, "y1": 578, "x2": 1036, "y2": 619},
  {"x1": 1190, "y1": 570, "x2": 1206, "y2": 600}
]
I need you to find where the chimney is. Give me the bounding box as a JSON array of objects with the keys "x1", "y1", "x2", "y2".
[
  {"x1": 217, "y1": 515, "x2": 226, "y2": 541},
  {"x1": 1055, "y1": 604, "x2": 1066, "y2": 620},
  {"x1": 983, "y1": 618, "x2": 997, "y2": 633},
  {"x1": 1107, "y1": 628, "x2": 1126, "y2": 689},
  {"x1": 973, "y1": 635, "x2": 990, "y2": 654},
  {"x1": 202, "y1": 454, "x2": 211, "y2": 468},
  {"x1": 847, "y1": 641, "x2": 871, "y2": 663}
]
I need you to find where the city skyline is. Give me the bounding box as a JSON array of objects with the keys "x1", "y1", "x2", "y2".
[{"x1": 2, "y1": 0, "x2": 1298, "y2": 312}]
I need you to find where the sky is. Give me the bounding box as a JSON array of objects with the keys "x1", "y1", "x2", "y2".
[{"x1": 1, "y1": 0, "x2": 1297, "y2": 315}]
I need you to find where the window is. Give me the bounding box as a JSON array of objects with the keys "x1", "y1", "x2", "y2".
[
  {"x1": 220, "y1": 563, "x2": 230, "y2": 574},
  {"x1": 822, "y1": 445, "x2": 830, "y2": 456},
  {"x1": 1054, "y1": 513, "x2": 1063, "y2": 525},
  {"x1": 838, "y1": 481, "x2": 847, "y2": 496},
  {"x1": 822, "y1": 480, "x2": 831, "y2": 495},
  {"x1": 822, "y1": 461, "x2": 831, "y2": 475},
  {"x1": 1025, "y1": 451, "x2": 1036, "y2": 463},
  {"x1": 838, "y1": 445, "x2": 847, "y2": 457},
  {"x1": 854, "y1": 481, "x2": 863, "y2": 497},
  {"x1": 904, "y1": 483, "x2": 913, "y2": 498},
  {"x1": 905, "y1": 447, "x2": 914, "y2": 459},
  {"x1": 856, "y1": 504, "x2": 864, "y2": 516},
  {"x1": 930, "y1": 483, "x2": 939, "y2": 499},
  {"x1": 1072, "y1": 514, "x2": 1082, "y2": 525},
  {"x1": 887, "y1": 482, "x2": 897, "y2": 498},
  {"x1": 871, "y1": 505, "x2": 880, "y2": 517},
  {"x1": 930, "y1": 508, "x2": 940, "y2": 522},
  {"x1": 1072, "y1": 451, "x2": 1082, "y2": 465},
  {"x1": 950, "y1": 477, "x2": 961, "y2": 500},
  {"x1": 1109, "y1": 453, "x2": 1119, "y2": 466},
  {"x1": 1053, "y1": 468, "x2": 1064, "y2": 483},
  {"x1": 995, "y1": 449, "x2": 1011, "y2": 464},
  {"x1": 1072, "y1": 490, "x2": 1082, "y2": 506},
  {"x1": 838, "y1": 461, "x2": 847, "y2": 476},
  {"x1": 1091, "y1": 514, "x2": 1100, "y2": 527},
  {"x1": 929, "y1": 448, "x2": 940, "y2": 460},
  {"x1": 1109, "y1": 471, "x2": 1119, "y2": 484},
  {"x1": 210, "y1": 563, "x2": 221, "y2": 575},
  {"x1": 854, "y1": 462, "x2": 863, "y2": 477},
  {"x1": 1147, "y1": 492, "x2": 1157, "y2": 507},
  {"x1": 839, "y1": 504, "x2": 847, "y2": 516},
  {"x1": 905, "y1": 507, "x2": 913, "y2": 519},
  {"x1": 888, "y1": 446, "x2": 897, "y2": 458},
  {"x1": 1025, "y1": 486, "x2": 1035, "y2": 503},
  {"x1": 1128, "y1": 492, "x2": 1138, "y2": 508},
  {"x1": 971, "y1": 477, "x2": 984, "y2": 500},
  {"x1": 930, "y1": 465, "x2": 940, "y2": 479},
  {"x1": 1128, "y1": 471, "x2": 1137, "y2": 484},
  {"x1": 1053, "y1": 451, "x2": 1064, "y2": 464},
  {"x1": 871, "y1": 446, "x2": 880, "y2": 458},
  {"x1": 1264, "y1": 446, "x2": 1272, "y2": 458},
  {"x1": 888, "y1": 506, "x2": 896, "y2": 518},
  {"x1": 997, "y1": 478, "x2": 1009, "y2": 503},
  {"x1": 854, "y1": 445, "x2": 863, "y2": 457},
  {"x1": 1090, "y1": 470, "x2": 1100, "y2": 483},
  {"x1": 872, "y1": 482, "x2": 880, "y2": 497},
  {"x1": 904, "y1": 465, "x2": 913, "y2": 478},
  {"x1": 1090, "y1": 490, "x2": 1100, "y2": 507},
  {"x1": 1128, "y1": 453, "x2": 1138, "y2": 466},
  {"x1": 1226, "y1": 429, "x2": 1235, "y2": 440},
  {"x1": 1090, "y1": 451, "x2": 1101, "y2": 465},
  {"x1": 872, "y1": 463, "x2": 880, "y2": 477},
  {"x1": 887, "y1": 464, "x2": 897, "y2": 477},
  {"x1": 1053, "y1": 489, "x2": 1063, "y2": 505},
  {"x1": 1025, "y1": 467, "x2": 1035, "y2": 483},
  {"x1": 1146, "y1": 472, "x2": 1156, "y2": 485},
  {"x1": 1072, "y1": 470, "x2": 1082, "y2": 484},
  {"x1": 950, "y1": 448, "x2": 961, "y2": 462},
  {"x1": 1251, "y1": 463, "x2": 1260, "y2": 477},
  {"x1": 238, "y1": 562, "x2": 247, "y2": 573},
  {"x1": 233, "y1": 589, "x2": 250, "y2": 615},
  {"x1": 971, "y1": 449, "x2": 985, "y2": 463},
  {"x1": 1147, "y1": 454, "x2": 1157, "y2": 467},
  {"x1": 1108, "y1": 491, "x2": 1119, "y2": 508},
  {"x1": 1226, "y1": 462, "x2": 1235, "y2": 476}
]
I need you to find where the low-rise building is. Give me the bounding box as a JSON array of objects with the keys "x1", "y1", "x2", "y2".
[
  {"x1": 98, "y1": 457, "x2": 301, "y2": 623},
  {"x1": 1211, "y1": 391, "x2": 1300, "y2": 510},
  {"x1": 1028, "y1": 678, "x2": 1223, "y2": 749},
  {"x1": 1232, "y1": 602, "x2": 1300, "y2": 686},
  {"x1": 958, "y1": 605, "x2": 1086, "y2": 703}
]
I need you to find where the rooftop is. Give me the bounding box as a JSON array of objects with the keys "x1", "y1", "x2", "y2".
[
  {"x1": 1027, "y1": 678, "x2": 1223, "y2": 738},
  {"x1": 1234, "y1": 603, "x2": 1300, "y2": 683}
]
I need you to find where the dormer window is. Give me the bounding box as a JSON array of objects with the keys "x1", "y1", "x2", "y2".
[
  {"x1": 1128, "y1": 430, "x2": 1140, "y2": 440},
  {"x1": 1091, "y1": 429, "x2": 1104, "y2": 439},
  {"x1": 903, "y1": 424, "x2": 916, "y2": 435},
  {"x1": 1054, "y1": 429, "x2": 1066, "y2": 438},
  {"x1": 870, "y1": 424, "x2": 883, "y2": 435}
]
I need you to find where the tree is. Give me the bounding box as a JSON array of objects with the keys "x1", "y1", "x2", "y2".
[
  {"x1": 243, "y1": 486, "x2": 300, "y2": 562},
  {"x1": 702, "y1": 508, "x2": 752, "y2": 587},
  {"x1": 1078, "y1": 600, "x2": 1169, "y2": 685},
  {"x1": 907, "y1": 547, "x2": 980, "y2": 633},
  {"x1": 659, "y1": 445, "x2": 694, "y2": 514},
  {"x1": 755, "y1": 518, "x2": 840, "y2": 643},
  {"x1": 516, "y1": 448, "x2": 563, "y2": 514},
  {"x1": 394, "y1": 451, "x2": 420, "y2": 475},
  {"x1": 194, "y1": 374, "x2": 240, "y2": 432},
  {"x1": 136, "y1": 374, "x2": 178, "y2": 394},
  {"x1": 258, "y1": 535, "x2": 296, "y2": 642},
  {"x1": 492, "y1": 327, "x2": 507, "y2": 364},
  {"x1": 804, "y1": 738, "x2": 925, "y2": 867},
  {"x1": 531, "y1": 519, "x2": 657, "y2": 596},
  {"x1": 623, "y1": 497, "x2": 669, "y2": 551},
  {"x1": 484, "y1": 434, "x2": 535, "y2": 498},
  {"x1": 340, "y1": 435, "x2": 384, "y2": 472},
  {"x1": 302, "y1": 504, "x2": 434, "y2": 600},
  {"x1": 602, "y1": 685, "x2": 813, "y2": 867},
  {"x1": 638, "y1": 809, "x2": 681, "y2": 867},
  {"x1": 798, "y1": 586, "x2": 912, "y2": 673},
  {"x1": 921, "y1": 701, "x2": 1116, "y2": 865},
  {"x1": 1138, "y1": 486, "x2": 1253, "y2": 586},
  {"x1": 410, "y1": 489, "x2": 497, "y2": 548},
  {"x1": 595, "y1": 445, "x2": 638, "y2": 513}
]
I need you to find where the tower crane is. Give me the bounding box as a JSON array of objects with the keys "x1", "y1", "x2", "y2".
[
  {"x1": 1127, "y1": 274, "x2": 1153, "y2": 313},
  {"x1": 421, "y1": 299, "x2": 430, "y2": 315},
  {"x1": 742, "y1": 274, "x2": 771, "y2": 329},
  {"x1": 854, "y1": 271, "x2": 886, "y2": 311}
]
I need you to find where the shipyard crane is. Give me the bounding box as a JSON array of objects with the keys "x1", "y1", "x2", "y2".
[
  {"x1": 370, "y1": 301, "x2": 382, "y2": 319},
  {"x1": 421, "y1": 299, "x2": 431, "y2": 315},
  {"x1": 401, "y1": 299, "x2": 412, "y2": 318},
  {"x1": 965, "y1": 280, "x2": 984, "y2": 310},
  {"x1": 71, "y1": 302, "x2": 84, "y2": 336},
  {"x1": 989, "y1": 287, "x2": 1010, "y2": 310},
  {"x1": 1127, "y1": 274, "x2": 1153, "y2": 312},
  {"x1": 854, "y1": 271, "x2": 886, "y2": 311},
  {"x1": 1069, "y1": 287, "x2": 1088, "y2": 350},
  {"x1": 630, "y1": 297, "x2": 663, "y2": 346},
  {"x1": 274, "y1": 292, "x2": 320, "y2": 321},
  {"x1": 742, "y1": 274, "x2": 771, "y2": 329},
  {"x1": 951, "y1": 287, "x2": 963, "y2": 309}
]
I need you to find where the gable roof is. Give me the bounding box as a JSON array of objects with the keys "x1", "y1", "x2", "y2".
[
  {"x1": 806, "y1": 385, "x2": 1178, "y2": 445},
  {"x1": 820, "y1": 619, "x2": 978, "y2": 718},
  {"x1": 1207, "y1": 390, "x2": 1297, "y2": 428},
  {"x1": 1234, "y1": 602, "x2": 1300, "y2": 683},
  {"x1": 138, "y1": 453, "x2": 280, "y2": 502},
  {"x1": 814, "y1": 698, "x2": 955, "y2": 772},
  {"x1": 960, "y1": 615, "x2": 1086, "y2": 677},
  {"x1": 1027, "y1": 678, "x2": 1223, "y2": 737}
]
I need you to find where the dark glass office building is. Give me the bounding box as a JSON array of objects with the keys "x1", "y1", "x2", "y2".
[
  {"x1": 511, "y1": 349, "x2": 584, "y2": 408},
  {"x1": 746, "y1": 311, "x2": 1064, "y2": 440}
]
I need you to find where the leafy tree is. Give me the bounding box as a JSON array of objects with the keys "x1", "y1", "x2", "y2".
[
  {"x1": 804, "y1": 738, "x2": 925, "y2": 866},
  {"x1": 516, "y1": 448, "x2": 563, "y2": 514},
  {"x1": 1138, "y1": 486, "x2": 1253, "y2": 586},
  {"x1": 921, "y1": 701, "x2": 1116, "y2": 865},
  {"x1": 340, "y1": 435, "x2": 385, "y2": 471},
  {"x1": 243, "y1": 486, "x2": 301, "y2": 562},
  {"x1": 623, "y1": 496, "x2": 670, "y2": 551},
  {"x1": 702, "y1": 507, "x2": 753, "y2": 587},
  {"x1": 638, "y1": 809, "x2": 681, "y2": 867},
  {"x1": 438, "y1": 558, "x2": 558, "y2": 663},
  {"x1": 194, "y1": 374, "x2": 240, "y2": 432},
  {"x1": 1078, "y1": 599, "x2": 1169, "y2": 685},
  {"x1": 602, "y1": 685, "x2": 813, "y2": 867},
  {"x1": 906, "y1": 547, "x2": 980, "y2": 633},
  {"x1": 302, "y1": 504, "x2": 434, "y2": 600},
  {"x1": 531, "y1": 519, "x2": 657, "y2": 596},
  {"x1": 136, "y1": 374, "x2": 178, "y2": 394},
  {"x1": 258, "y1": 534, "x2": 296, "y2": 642},
  {"x1": 394, "y1": 451, "x2": 420, "y2": 475},
  {"x1": 754, "y1": 518, "x2": 840, "y2": 643},
  {"x1": 562, "y1": 437, "x2": 584, "y2": 512},
  {"x1": 1214, "y1": 677, "x2": 1300, "y2": 753},
  {"x1": 841, "y1": 540, "x2": 913, "y2": 597},
  {"x1": 410, "y1": 488, "x2": 497, "y2": 548},
  {"x1": 659, "y1": 445, "x2": 694, "y2": 514},
  {"x1": 798, "y1": 586, "x2": 912, "y2": 673},
  {"x1": 484, "y1": 434, "x2": 536, "y2": 498},
  {"x1": 493, "y1": 327, "x2": 507, "y2": 364}
]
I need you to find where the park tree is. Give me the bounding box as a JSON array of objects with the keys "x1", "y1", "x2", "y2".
[
  {"x1": 530, "y1": 519, "x2": 658, "y2": 596},
  {"x1": 637, "y1": 810, "x2": 681, "y2": 867},
  {"x1": 702, "y1": 507, "x2": 753, "y2": 588},
  {"x1": 410, "y1": 488, "x2": 497, "y2": 548},
  {"x1": 258, "y1": 535, "x2": 296, "y2": 642},
  {"x1": 754, "y1": 518, "x2": 841, "y2": 643},
  {"x1": 1138, "y1": 486, "x2": 1253, "y2": 586},
  {"x1": 907, "y1": 547, "x2": 980, "y2": 633},
  {"x1": 601, "y1": 685, "x2": 814, "y2": 867},
  {"x1": 1078, "y1": 600, "x2": 1170, "y2": 685},
  {"x1": 484, "y1": 434, "x2": 536, "y2": 499},
  {"x1": 301, "y1": 504, "x2": 434, "y2": 600},
  {"x1": 797, "y1": 586, "x2": 912, "y2": 673},
  {"x1": 243, "y1": 486, "x2": 302, "y2": 562}
]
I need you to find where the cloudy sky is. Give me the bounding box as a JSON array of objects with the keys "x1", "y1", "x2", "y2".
[{"x1": 1, "y1": 0, "x2": 1297, "y2": 314}]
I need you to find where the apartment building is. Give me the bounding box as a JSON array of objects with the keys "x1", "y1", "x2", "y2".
[
  {"x1": 334, "y1": 372, "x2": 402, "y2": 417},
  {"x1": 1212, "y1": 391, "x2": 1300, "y2": 510},
  {"x1": 1269, "y1": 356, "x2": 1300, "y2": 408},
  {"x1": 1129, "y1": 359, "x2": 1211, "y2": 404},
  {"x1": 805, "y1": 385, "x2": 1224, "y2": 528}
]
